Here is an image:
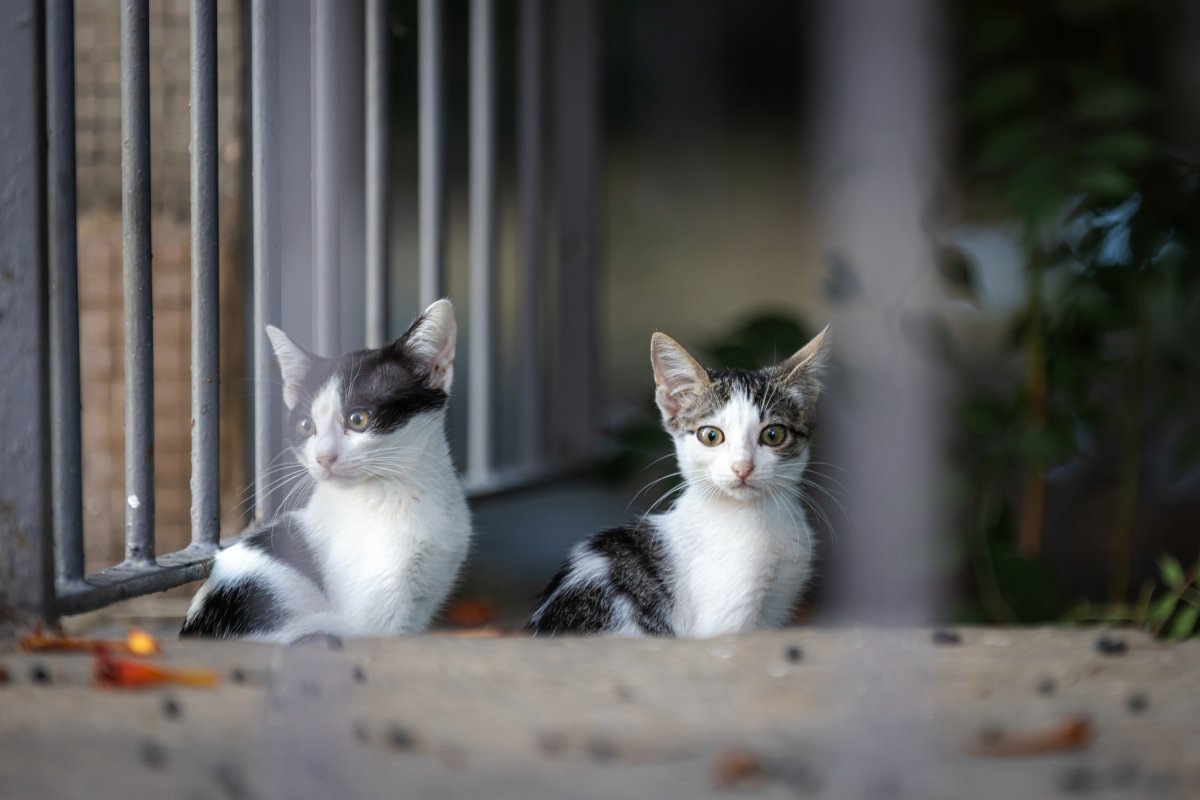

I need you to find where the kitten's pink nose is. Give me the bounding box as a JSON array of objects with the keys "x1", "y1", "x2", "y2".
[
  {"x1": 731, "y1": 461, "x2": 755, "y2": 482},
  {"x1": 316, "y1": 452, "x2": 338, "y2": 469}
]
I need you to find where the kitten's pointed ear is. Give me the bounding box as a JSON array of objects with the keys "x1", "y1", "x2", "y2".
[
  {"x1": 397, "y1": 298, "x2": 457, "y2": 392},
  {"x1": 266, "y1": 325, "x2": 315, "y2": 410},
  {"x1": 777, "y1": 325, "x2": 832, "y2": 389},
  {"x1": 651, "y1": 332, "x2": 710, "y2": 420}
]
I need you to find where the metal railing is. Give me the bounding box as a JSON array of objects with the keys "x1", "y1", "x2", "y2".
[{"x1": 0, "y1": 0, "x2": 600, "y2": 624}]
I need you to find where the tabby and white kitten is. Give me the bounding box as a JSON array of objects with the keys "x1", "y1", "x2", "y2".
[
  {"x1": 529, "y1": 327, "x2": 831, "y2": 637},
  {"x1": 181, "y1": 299, "x2": 471, "y2": 641}
]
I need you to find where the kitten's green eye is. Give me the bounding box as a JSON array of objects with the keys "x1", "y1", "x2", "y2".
[
  {"x1": 760, "y1": 424, "x2": 788, "y2": 447},
  {"x1": 297, "y1": 417, "x2": 315, "y2": 437},
  {"x1": 346, "y1": 409, "x2": 371, "y2": 432},
  {"x1": 697, "y1": 426, "x2": 725, "y2": 447}
]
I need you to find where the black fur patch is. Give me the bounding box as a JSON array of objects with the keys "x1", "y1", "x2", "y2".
[
  {"x1": 179, "y1": 580, "x2": 285, "y2": 639},
  {"x1": 285, "y1": 343, "x2": 448, "y2": 445},
  {"x1": 529, "y1": 524, "x2": 674, "y2": 636},
  {"x1": 586, "y1": 525, "x2": 673, "y2": 635},
  {"x1": 529, "y1": 580, "x2": 618, "y2": 635},
  {"x1": 241, "y1": 518, "x2": 326, "y2": 595}
]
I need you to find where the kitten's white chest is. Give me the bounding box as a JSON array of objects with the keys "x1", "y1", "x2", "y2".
[
  {"x1": 302, "y1": 481, "x2": 470, "y2": 635},
  {"x1": 665, "y1": 497, "x2": 810, "y2": 637}
]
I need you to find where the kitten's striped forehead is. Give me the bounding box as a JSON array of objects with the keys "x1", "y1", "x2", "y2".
[{"x1": 666, "y1": 367, "x2": 817, "y2": 439}]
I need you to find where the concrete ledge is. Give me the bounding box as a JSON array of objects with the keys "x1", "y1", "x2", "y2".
[{"x1": 0, "y1": 628, "x2": 1197, "y2": 798}]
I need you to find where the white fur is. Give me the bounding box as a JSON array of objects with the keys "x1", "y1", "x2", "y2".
[
  {"x1": 658, "y1": 390, "x2": 816, "y2": 637},
  {"x1": 185, "y1": 300, "x2": 471, "y2": 641}
]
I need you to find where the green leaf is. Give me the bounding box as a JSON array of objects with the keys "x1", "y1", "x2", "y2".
[
  {"x1": 1075, "y1": 83, "x2": 1151, "y2": 122},
  {"x1": 1081, "y1": 133, "x2": 1154, "y2": 165},
  {"x1": 1161, "y1": 555, "x2": 1185, "y2": 589},
  {"x1": 964, "y1": 68, "x2": 1037, "y2": 120},
  {"x1": 1148, "y1": 593, "x2": 1179, "y2": 624},
  {"x1": 1077, "y1": 164, "x2": 1136, "y2": 201},
  {"x1": 978, "y1": 122, "x2": 1041, "y2": 171},
  {"x1": 1170, "y1": 606, "x2": 1199, "y2": 640}
]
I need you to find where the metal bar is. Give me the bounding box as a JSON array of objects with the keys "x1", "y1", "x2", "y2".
[
  {"x1": 468, "y1": 0, "x2": 497, "y2": 485},
  {"x1": 517, "y1": 0, "x2": 544, "y2": 469},
  {"x1": 252, "y1": 0, "x2": 281, "y2": 522},
  {"x1": 312, "y1": 0, "x2": 341, "y2": 357},
  {"x1": 56, "y1": 538, "x2": 242, "y2": 617},
  {"x1": 0, "y1": 0, "x2": 54, "y2": 626},
  {"x1": 46, "y1": 0, "x2": 86, "y2": 584},
  {"x1": 551, "y1": 0, "x2": 601, "y2": 462},
  {"x1": 190, "y1": 0, "x2": 220, "y2": 551},
  {"x1": 418, "y1": 0, "x2": 446, "y2": 307},
  {"x1": 365, "y1": 0, "x2": 390, "y2": 347},
  {"x1": 121, "y1": 0, "x2": 155, "y2": 565}
]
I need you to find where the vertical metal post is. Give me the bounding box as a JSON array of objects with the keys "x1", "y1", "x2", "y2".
[
  {"x1": 469, "y1": 0, "x2": 497, "y2": 485},
  {"x1": 418, "y1": 0, "x2": 446, "y2": 307},
  {"x1": 517, "y1": 0, "x2": 544, "y2": 470},
  {"x1": 551, "y1": 0, "x2": 601, "y2": 462},
  {"x1": 312, "y1": 0, "x2": 342, "y2": 357},
  {"x1": 47, "y1": 0, "x2": 86, "y2": 584},
  {"x1": 365, "y1": 0, "x2": 390, "y2": 347},
  {"x1": 0, "y1": 0, "x2": 54, "y2": 625},
  {"x1": 190, "y1": 0, "x2": 220, "y2": 551},
  {"x1": 252, "y1": 0, "x2": 282, "y2": 522},
  {"x1": 121, "y1": 0, "x2": 155, "y2": 565}
]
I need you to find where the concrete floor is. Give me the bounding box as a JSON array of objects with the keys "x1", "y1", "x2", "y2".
[{"x1": 1, "y1": 627, "x2": 1197, "y2": 799}]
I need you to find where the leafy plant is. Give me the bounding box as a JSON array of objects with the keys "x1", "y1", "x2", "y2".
[
  {"x1": 945, "y1": 0, "x2": 1200, "y2": 620},
  {"x1": 1065, "y1": 555, "x2": 1200, "y2": 640}
]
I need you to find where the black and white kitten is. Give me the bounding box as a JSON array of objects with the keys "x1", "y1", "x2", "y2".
[
  {"x1": 529, "y1": 327, "x2": 831, "y2": 637},
  {"x1": 181, "y1": 299, "x2": 472, "y2": 641}
]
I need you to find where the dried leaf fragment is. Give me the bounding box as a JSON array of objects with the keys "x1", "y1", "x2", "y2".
[
  {"x1": 971, "y1": 715, "x2": 1093, "y2": 757},
  {"x1": 94, "y1": 649, "x2": 218, "y2": 690}
]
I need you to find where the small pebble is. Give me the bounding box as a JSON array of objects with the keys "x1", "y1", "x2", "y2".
[
  {"x1": 352, "y1": 665, "x2": 367, "y2": 684},
  {"x1": 1037, "y1": 677, "x2": 1057, "y2": 695},
  {"x1": 140, "y1": 740, "x2": 168, "y2": 771},
  {"x1": 1094, "y1": 635, "x2": 1127, "y2": 656},
  {"x1": 1058, "y1": 765, "x2": 1094, "y2": 795},
  {"x1": 614, "y1": 684, "x2": 634, "y2": 702},
  {"x1": 230, "y1": 668, "x2": 247, "y2": 684},
  {"x1": 1110, "y1": 761, "x2": 1140, "y2": 787},
  {"x1": 1144, "y1": 772, "x2": 1179, "y2": 794},
  {"x1": 931, "y1": 629, "x2": 961, "y2": 646},
  {"x1": 785, "y1": 645, "x2": 804, "y2": 663},
  {"x1": 30, "y1": 664, "x2": 51, "y2": 684},
  {"x1": 386, "y1": 725, "x2": 416, "y2": 751},
  {"x1": 162, "y1": 696, "x2": 182, "y2": 720},
  {"x1": 586, "y1": 737, "x2": 617, "y2": 762},
  {"x1": 214, "y1": 762, "x2": 251, "y2": 800},
  {"x1": 1126, "y1": 691, "x2": 1149, "y2": 713},
  {"x1": 537, "y1": 732, "x2": 566, "y2": 757}
]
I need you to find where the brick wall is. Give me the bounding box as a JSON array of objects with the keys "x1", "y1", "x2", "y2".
[{"x1": 75, "y1": 0, "x2": 248, "y2": 569}]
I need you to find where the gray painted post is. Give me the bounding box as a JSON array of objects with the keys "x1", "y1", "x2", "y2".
[
  {"x1": 551, "y1": 0, "x2": 601, "y2": 462},
  {"x1": 190, "y1": 0, "x2": 220, "y2": 551},
  {"x1": 47, "y1": 0, "x2": 86, "y2": 585},
  {"x1": 311, "y1": 0, "x2": 343, "y2": 358},
  {"x1": 517, "y1": 0, "x2": 545, "y2": 471},
  {"x1": 121, "y1": 0, "x2": 156, "y2": 565},
  {"x1": 252, "y1": 0, "x2": 282, "y2": 522},
  {"x1": 365, "y1": 0, "x2": 390, "y2": 348},
  {"x1": 0, "y1": 1, "x2": 55, "y2": 625},
  {"x1": 468, "y1": 0, "x2": 497, "y2": 486},
  {"x1": 418, "y1": 0, "x2": 446, "y2": 307}
]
